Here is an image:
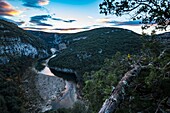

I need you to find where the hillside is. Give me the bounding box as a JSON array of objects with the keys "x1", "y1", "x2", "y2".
[
  {"x1": 0, "y1": 22, "x2": 169, "y2": 113},
  {"x1": 83, "y1": 36, "x2": 170, "y2": 113},
  {"x1": 0, "y1": 19, "x2": 48, "y2": 64},
  {"x1": 0, "y1": 19, "x2": 51, "y2": 113},
  {"x1": 45, "y1": 31, "x2": 170, "y2": 113},
  {"x1": 48, "y1": 27, "x2": 143, "y2": 73},
  {"x1": 27, "y1": 30, "x2": 63, "y2": 49}
]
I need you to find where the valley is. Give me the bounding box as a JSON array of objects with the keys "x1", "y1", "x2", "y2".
[
  {"x1": 36, "y1": 52, "x2": 78, "y2": 112},
  {"x1": 0, "y1": 19, "x2": 170, "y2": 113}
]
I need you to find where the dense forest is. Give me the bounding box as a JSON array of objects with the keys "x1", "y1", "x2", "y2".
[
  {"x1": 0, "y1": 57, "x2": 35, "y2": 113},
  {"x1": 0, "y1": 0, "x2": 169, "y2": 112},
  {"x1": 46, "y1": 34, "x2": 170, "y2": 113}
]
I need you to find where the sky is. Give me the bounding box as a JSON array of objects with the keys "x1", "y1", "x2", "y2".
[{"x1": 0, "y1": 0, "x2": 169, "y2": 34}]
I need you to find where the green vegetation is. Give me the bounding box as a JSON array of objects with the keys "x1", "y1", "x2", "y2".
[
  {"x1": 0, "y1": 19, "x2": 169, "y2": 113},
  {"x1": 82, "y1": 37, "x2": 170, "y2": 113},
  {"x1": 116, "y1": 48, "x2": 170, "y2": 113},
  {"x1": 49, "y1": 27, "x2": 142, "y2": 74},
  {"x1": 0, "y1": 57, "x2": 35, "y2": 113},
  {"x1": 83, "y1": 52, "x2": 131, "y2": 112}
]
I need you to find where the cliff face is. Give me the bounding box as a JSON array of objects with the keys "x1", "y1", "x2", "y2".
[
  {"x1": 0, "y1": 20, "x2": 48, "y2": 64},
  {"x1": 27, "y1": 30, "x2": 62, "y2": 49}
]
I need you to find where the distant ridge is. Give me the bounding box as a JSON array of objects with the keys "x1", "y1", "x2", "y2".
[{"x1": 48, "y1": 27, "x2": 143, "y2": 73}]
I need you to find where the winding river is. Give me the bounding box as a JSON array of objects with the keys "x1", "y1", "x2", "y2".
[{"x1": 38, "y1": 51, "x2": 78, "y2": 111}]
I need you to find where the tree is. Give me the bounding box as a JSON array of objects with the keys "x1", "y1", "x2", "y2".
[
  {"x1": 83, "y1": 52, "x2": 130, "y2": 113},
  {"x1": 99, "y1": 0, "x2": 170, "y2": 30}
]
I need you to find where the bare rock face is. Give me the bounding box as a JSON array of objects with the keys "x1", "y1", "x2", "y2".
[
  {"x1": 22, "y1": 68, "x2": 66, "y2": 113},
  {"x1": 35, "y1": 73, "x2": 65, "y2": 112},
  {"x1": 0, "y1": 19, "x2": 48, "y2": 64},
  {"x1": 0, "y1": 38, "x2": 38, "y2": 57}
]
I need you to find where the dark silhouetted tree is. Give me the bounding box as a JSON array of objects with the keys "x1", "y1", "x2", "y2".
[{"x1": 99, "y1": 0, "x2": 170, "y2": 30}]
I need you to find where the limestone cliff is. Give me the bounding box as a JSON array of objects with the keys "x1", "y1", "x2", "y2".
[{"x1": 0, "y1": 19, "x2": 48, "y2": 64}]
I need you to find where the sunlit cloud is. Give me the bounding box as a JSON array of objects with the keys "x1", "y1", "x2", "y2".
[
  {"x1": 23, "y1": 25, "x2": 99, "y2": 33},
  {"x1": 23, "y1": 27, "x2": 49, "y2": 31},
  {"x1": 0, "y1": 0, "x2": 21, "y2": 16},
  {"x1": 19, "y1": 14, "x2": 26, "y2": 18},
  {"x1": 96, "y1": 18, "x2": 112, "y2": 23},
  {"x1": 53, "y1": 27, "x2": 90, "y2": 31},
  {"x1": 38, "y1": 0, "x2": 49, "y2": 6},
  {"x1": 88, "y1": 16, "x2": 93, "y2": 19},
  {"x1": 22, "y1": 0, "x2": 50, "y2": 8}
]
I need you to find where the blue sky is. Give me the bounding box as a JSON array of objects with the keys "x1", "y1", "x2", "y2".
[{"x1": 0, "y1": 0, "x2": 168, "y2": 34}]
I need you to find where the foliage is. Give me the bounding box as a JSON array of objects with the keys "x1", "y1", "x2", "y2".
[
  {"x1": 119, "y1": 40, "x2": 170, "y2": 112},
  {"x1": 0, "y1": 57, "x2": 35, "y2": 113},
  {"x1": 116, "y1": 50, "x2": 170, "y2": 112},
  {"x1": 83, "y1": 52, "x2": 130, "y2": 113},
  {"x1": 99, "y1": 0, "x2": 170, "y2": 30},
  {"x1": 82, "y1": 36, "x2": 170, "y2": 113},
  {"x1": 49, "y1": 27, "x2": 142, "y2": 74}
]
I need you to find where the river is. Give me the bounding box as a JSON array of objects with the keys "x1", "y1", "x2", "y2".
[{"x1": 38, "y1": 51, "x2": 78, "y2": 111}]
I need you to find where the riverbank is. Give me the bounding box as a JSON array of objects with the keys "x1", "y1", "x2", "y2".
[
  {"x1": 22, "y1": 66, "x2": 78, "y2": 112},
  {"x1": 35, "y1": 72, "x2": 65, "y2": 112}
]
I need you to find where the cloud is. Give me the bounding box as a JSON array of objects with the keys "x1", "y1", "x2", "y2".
[
  {"x1": 22, "y1": 0, "x2": 50, "y2": 8},
  {"x1": 0, "y1": 17, "x2": 25, "y2": 26},
  {"x1": 97, "y1": 18, "x2": 112, "y2": 23},
  {"x1": 30, "y1": 15, "x2": 51, "y2": 21},
  {"x1": 23, "y1": 26, "x2": 91, "y2": 32},
  {"x1": 91, "y1": 25, "x2": 100, "y2": 27},
  {"x1": 53, "y1": 27, "x2": 90, "y2": 31},
  {"x1": 15, "y1": 21, "x2": 25, "y2": 25},
  {"x1": 29, "y1": 15, "x2": 76, "y2": 27},
  {"x1": 87, "y1": 16, "x2": 93, "y2": 19},
  {"x1": 52, "y1": 18, "x2": 76, "y2": 23},
  {"x1": 30, "y1": 15, "x2": 53, "y2": 26},
  {"x1": 0, "y1": 0, "x2": 21, "y2": 16},
  {"x1": 23, "y1": 23, "x2": 101, "y2": 33},
  {"x1": 23, "y1": 27, "x2": 49, "y2": 31},
  {"x1": 23, "y1": 3, "x2": 41, "y2": 8},
  {"x1": 108, "y1": 20, "x2": 142, "y2": 26},
  {"x1": 97, "y1": 18, "x2": 142, "y2": 26},
  {"x1": 35, "y1": 22, "x2": 52, "y2": 26},
  {"x1": 38, "y1": 0, "x2": 49, "y2": 6}
]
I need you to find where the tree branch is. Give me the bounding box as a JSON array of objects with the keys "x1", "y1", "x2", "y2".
[{"x1": 98, "y1": 64, "x2": 141, "y2": 113}]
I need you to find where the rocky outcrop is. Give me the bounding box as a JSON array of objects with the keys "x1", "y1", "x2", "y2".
[
  {"x1": 22, "y1": 68, "x2": 66, "y2": 113},
  {"x1": 0, "y1": 38, "x2": 48, "y2": 64},
  {"x1": 50, "y1": 67, "x2": 75, "y2": 74},
  {"x1": 35, "y1": 73, "x2": 65, "y2": 112},
  {"x1": 0, "y1": 19, "x2": 48, "y2": 64},
  {"x1": 27, "y1": 30, "x2": 62, "y2": 49},
  {"x1": 0, "y1": 37, "x2": 38, "y2": 57}
]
